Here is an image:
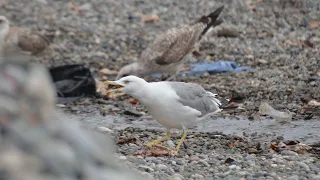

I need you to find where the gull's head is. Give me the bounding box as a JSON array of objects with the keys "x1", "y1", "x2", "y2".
[
  {"x1": 116, "y1": 62, "x2": 147, "y2": 80},
  {"x1": 0, "y1": 16, "x2": 9, "y2": 36},
  {"x1": 116, "y1": 63, "x2": 139, "y2": 80},
  {"x1": 105, "y1": 75, "x2": 148, "y2": 96}
]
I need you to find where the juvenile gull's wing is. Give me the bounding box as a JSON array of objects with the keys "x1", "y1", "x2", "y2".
[
  {"x1": 139, "y1": 6, "x2": 224, "y2": 66},
  {"x1": 139, "y1": 24, "x2": 205, "y2": 66},
  {"x1": 165, "y1": 82, "x2": 222, "y2": 118}
]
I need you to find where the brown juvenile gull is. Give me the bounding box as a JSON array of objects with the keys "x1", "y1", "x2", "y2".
[
  {"x1": 105, "y1": 75, "x2": 228, "y2": 153},
  {"x1": 0, "y1": 16, "x2": 51, "y2": 57},
  {"x1": 116, "y1": 6, "x2": 224, "y2": 80}
]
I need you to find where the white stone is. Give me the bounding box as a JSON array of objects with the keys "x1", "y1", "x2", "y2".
[
  {"x1": 97, "y1": 126, "x2": 113, "y2": 133},
  {"x1": 271, "y1": 164, "x2": 277, "y2": 168},
  {"x1": 119, "y1": 156, "x2": 126, "y2": 160},
  {"x1": 157, "y1": 164, "x2": 168, "y2": 170}
]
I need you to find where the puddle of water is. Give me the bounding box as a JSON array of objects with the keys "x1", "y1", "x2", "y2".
[
  {"x1": 63, "y1": 112, "x2": 320, "y2": 144},
  {"x1": 197, "y1": 117, "x2": 320, "y2": 144}
]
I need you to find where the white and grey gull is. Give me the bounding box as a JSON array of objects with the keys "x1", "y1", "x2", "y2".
[{"x1": 105, "y1": 75, "x2": 229, "y2": 153}]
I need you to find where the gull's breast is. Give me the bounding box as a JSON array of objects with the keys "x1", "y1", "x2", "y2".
[{"x1": 140, "y1": 83, "x2": 200, "y2": 129}]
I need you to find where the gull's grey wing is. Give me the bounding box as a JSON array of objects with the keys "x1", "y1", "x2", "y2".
[
  {"x1": 139, "y1": 24, "x2": 205, "y2": 66},
  {"x1": 166, "y1": 82, "x2": 222, "y2": 117}
]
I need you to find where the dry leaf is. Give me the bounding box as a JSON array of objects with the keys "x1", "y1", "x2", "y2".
[
  {"x1": 269, "y1": 148, "x2": 276, "y2": 153},
  {"x1": 270, "y1": 142, "x2": 286, "y2": 151},
  {"x1": 299, "y1": 39, "x2": 315, "y2": 48},
  {"x1": 128, "y1": 98, "x2": 139, "y2": 105},
  {"x1": 308, "y1": 100, "x2": 320, "y2": 106},
  {"x1": 309, "y1": 21, "x2": 319, "y2": 29},
  {"x1": 117, "y1": 138, "x2": 137, "y2": 145},
  {"x1": 228, "y1": 143, "x2": 235, "y2": 148},
  {"x1": 245, "y1": 0, "x2": 258, "y2": 10},
  {"x1": 95, "y1": 79, "x2": 108, "y2": 96},
  {"x1": 98, "y1": 68, "x2": 118, "y2": 76},
  {"x1": 292, "y1": 143, "x2": 312, "y2": 154},
  {"x1": 67, "y1": 1, "x2": 80, "y2": 14},
  {"x1": 141, "y1": 14, "x2": 159, "y2": 23},
  {"x1": 135, "y1": 145, "x2": 177, "y2": 156}
]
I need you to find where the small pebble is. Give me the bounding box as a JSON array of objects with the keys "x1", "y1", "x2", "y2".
[
  {"x1": 97, "y1": 126, "x2": 113, "y2": 133},
  {"x1": 296, "y1": 162, "x2": 310, "y2": 172},
  {"x1": 271, "y1": 164, "x2": 277, "y2": 168},
  {"x1": 119, "y1": 156, "x2": 127, "y2": 160},
  {"x1": 139, "y1": 165, "x2": 154, "y2": 172},
  {"x1": 157, "y1": 164, "x2": 168, "y2": 170},
  {"x1": 167, "y1": 140, "x2": 176, "y2": 148}
]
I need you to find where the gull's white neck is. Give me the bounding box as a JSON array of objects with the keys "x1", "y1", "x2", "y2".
[{"x1": 128, "y1": 83, "x2": 154, "y2": 105}]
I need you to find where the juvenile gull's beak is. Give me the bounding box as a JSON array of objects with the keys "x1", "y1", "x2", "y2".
[{"x1": 104, "y1": 81, "x2": 125, "y2": 95}]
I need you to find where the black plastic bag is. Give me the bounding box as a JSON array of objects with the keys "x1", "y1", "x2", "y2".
[{"x1": 48, "y1": 64, "x2": 96, "y2": 104}]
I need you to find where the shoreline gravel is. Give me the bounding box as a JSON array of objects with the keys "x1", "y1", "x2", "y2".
[{"x1": 1, "y1": 0, "x2": 319, "y2": 179}]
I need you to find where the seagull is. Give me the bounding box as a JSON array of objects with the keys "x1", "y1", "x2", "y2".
[
  {"x1": 105, "y1": 75, "x2": 228, "y2": 153},
  {"x1": 0, "y1": 16, "x2": 52, "y2": 57},
  {"x1": 116, "y1": 6, "x2": 224, "y2": 80}
]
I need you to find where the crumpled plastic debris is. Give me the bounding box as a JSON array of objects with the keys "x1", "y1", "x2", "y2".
[
  {"x1": 259, "y1": 102, "x2": 292, "y2": 123},
  {"x1": 49, "y1": 64, "x2": 96, "y2": 104},
  {"x1": 152, "y1": 61, "x2": 254, "y2": 78},
  {"x1": 183, "y1": 61, "x2": 255, "y2": 75}
]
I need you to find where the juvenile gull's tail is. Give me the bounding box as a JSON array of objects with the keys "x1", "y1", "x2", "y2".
[{"x1": 196, "y1": 6, "x2": 224, "y2": 40}]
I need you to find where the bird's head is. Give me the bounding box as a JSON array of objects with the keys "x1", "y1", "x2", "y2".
[
  {"x1": 105, "y1": 75, "x2": 148, "y2": 96},
  {"x1": 116, "y1": 62, "x2": 147, "y2": 80},
  {"x1": 0, "y1": 16, "x2": 9, "y2": 37}
]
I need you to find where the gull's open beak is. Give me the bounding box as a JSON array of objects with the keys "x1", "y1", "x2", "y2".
[{"x1": 104, "y1": 81, "x2": 125, "y2": 95}]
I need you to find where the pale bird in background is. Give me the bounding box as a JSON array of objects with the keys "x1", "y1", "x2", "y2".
[
  {"x1": 105, "y1": 75, "x2": 229, "y2": 153},
  {"x1": 0, "y1": 16, "x2": 52, "y2": 57},
  {"x1": 116, "y1": 6, "x2": 224, "y2": 80}
]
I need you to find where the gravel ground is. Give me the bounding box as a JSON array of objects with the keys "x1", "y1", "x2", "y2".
[
  {"x1": 1, "y1": 0, "x2": 320, "y2": 179},
  {"x1": 2, "y1": 0, "x2": 319, "y2": 119},
  {"x1": 113, "y1": 128, "x2": 320, "y2": 180}
]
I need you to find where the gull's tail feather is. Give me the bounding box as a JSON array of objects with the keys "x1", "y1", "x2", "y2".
[{"x1": 197, "y1": 6, "x2": 224, "y2": 40}]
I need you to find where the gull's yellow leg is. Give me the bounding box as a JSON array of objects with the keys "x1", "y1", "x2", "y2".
[
  {"x1": 175, "y1": 127, "x2": 187, "y2": 152},
  {"x1": 145, "y1": 129, "x2": 171, "y2": 147}
]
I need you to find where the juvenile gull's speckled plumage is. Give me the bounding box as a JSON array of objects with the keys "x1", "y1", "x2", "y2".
[
  {"x1": 0, "y1": 16, "x2": 51, "y2": 57},
  {"x1": 116, "y1": 6, "x2": 224, "y2": 80}
]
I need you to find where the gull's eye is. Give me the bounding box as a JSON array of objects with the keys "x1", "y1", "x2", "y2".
[{"x1": 123, "y1": 80, "x2": 130, "y2": 84}]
